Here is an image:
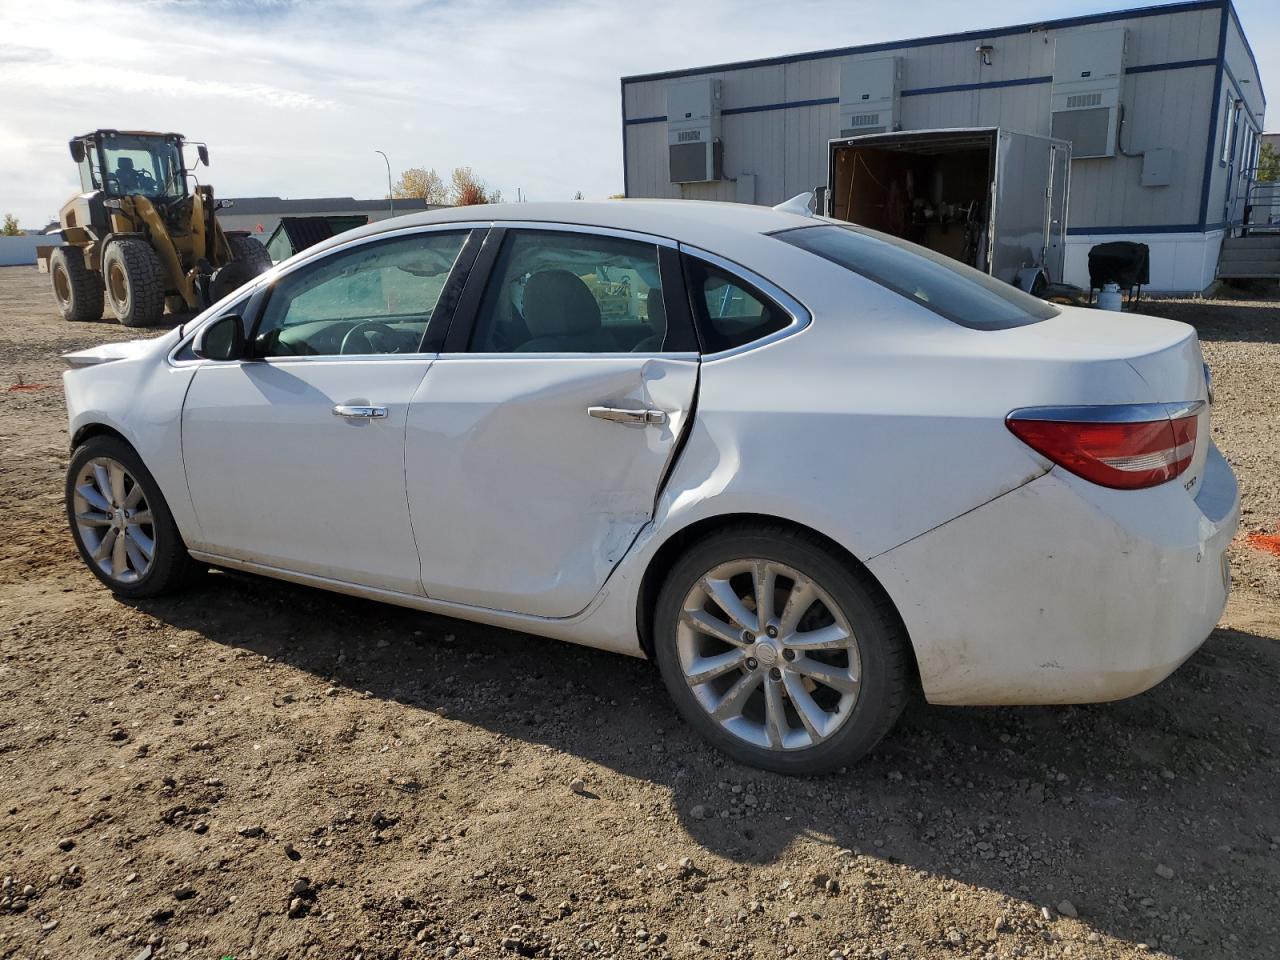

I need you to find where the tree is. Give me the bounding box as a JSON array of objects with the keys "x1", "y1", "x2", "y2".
[
  {"x1": 1258, "y1": 142, "x2": 1279, "y2": 183},
  {"x1": 608, "y1": 193, "x2": 625, "y2": 200},
  {"x1": 1, "y1": 213, "x2": 20, "y2": 236},
  {"x1": 572, "y1": 191, "x2": 584, "y2": 200},
  {"x1": 449, "y1": 167, "x2": 501, "y2": 205},
  {"x1": 391, "y1": 168, "x2": 448, "y2": 203}
]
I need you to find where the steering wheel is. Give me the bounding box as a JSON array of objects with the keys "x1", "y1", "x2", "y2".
[{"x1": 340, "y1": 320, "x2": 398, "y2": 355}]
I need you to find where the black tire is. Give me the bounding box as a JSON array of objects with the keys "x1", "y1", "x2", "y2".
[
  {"x1": 653, "y1": 524, "x2": 910, "y2": 775},
  {"x1": 103, "y1": 238, "x2": 166, "y2": 327},
  {"x1": 165, "y1": 294, "x2": 191, "y2": 316},
  {"x1": 49, "y1": 247, "x2": 104, "y2": 322},
  {"x1": 226, "y1": 234, "x2": 273, "y2": 272},
  {"x1": 65, "y1": 435, "x2": 194, "y2": 599}
]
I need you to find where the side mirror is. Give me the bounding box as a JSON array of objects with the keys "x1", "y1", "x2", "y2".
[
  {"x1": 192, "y1": 314, "x2": 245, "y2": 361},
  {"x1": 69, "y1": 140, "x2": 86, "y2": 164},
  {"x1": 197, "y1": 144, "x2": 210, "y2": 167}
]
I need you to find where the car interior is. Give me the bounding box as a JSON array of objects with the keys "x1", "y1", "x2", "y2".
[
  {"x1": 469, "y1": 232, "x2": 668, "y2": 353},
  {"x1": 245, "y1": 228, "x2": 785, "y2": 359},
  {"x1": 252, "y1": 234, "x2": 465, "y2": 357}
]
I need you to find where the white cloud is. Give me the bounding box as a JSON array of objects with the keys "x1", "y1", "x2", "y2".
[{"x1": 0, "y1": 0, "x2": 1274, "y2": 229}]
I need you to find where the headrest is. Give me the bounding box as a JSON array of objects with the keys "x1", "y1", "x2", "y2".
[
  {"x1": 522, "y1": 270, "x2": 601, "y2": 338},
  {"x1": 117, "y1": 157, "x2": 134, "y2": 170}
]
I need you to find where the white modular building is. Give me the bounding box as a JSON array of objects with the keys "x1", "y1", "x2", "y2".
[{"x1": 620, "y1": 0, "x2": 1267, "y2": 292}]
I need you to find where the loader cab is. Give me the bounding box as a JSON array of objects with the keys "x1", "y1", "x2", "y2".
[{"x1": 69, "y1": 130, "x2": 194, "y2": 203}]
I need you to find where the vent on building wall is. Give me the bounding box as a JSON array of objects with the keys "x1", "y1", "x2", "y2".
[
  {"x1": 1066, "y1": 92, "x2": 1103, "y2": 109},
  {"x1": 1050, "y1": 28, "x2": 1126, "y2": 159},
  {"x1": 839, "y1": 57, "x2": 900, "y2": 138},
  {"x1": 666, "y1": 78, "x2": 723, "y2": 183}
]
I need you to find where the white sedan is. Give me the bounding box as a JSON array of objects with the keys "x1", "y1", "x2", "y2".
[{"x1": 62, "y1": 200, "x2": 1238, "y2": 774}]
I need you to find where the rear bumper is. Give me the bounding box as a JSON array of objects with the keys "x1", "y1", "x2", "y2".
[{"x1": 868, "y1": 442, "x2": 1240, "y2": 705}]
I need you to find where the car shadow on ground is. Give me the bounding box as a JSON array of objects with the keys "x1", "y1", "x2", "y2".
[{"x1": 133, "y1": 568, "x2": 1280, "y2": 957}]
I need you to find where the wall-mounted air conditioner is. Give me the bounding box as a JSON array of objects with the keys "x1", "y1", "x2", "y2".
[
  {"x1": 1050, "y1": 28, "x2": 1127, "y2": 159},
  {"x1": 839, "y1": 57, "x2": 901, "y2": 137},
  {"x1": 666, "y1": 79, "x2": 723, "y2": 183}
]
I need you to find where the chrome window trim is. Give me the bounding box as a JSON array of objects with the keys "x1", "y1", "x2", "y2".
[
  {"x1": 1006, "y1": 400, "x2": 1206, "y2": 423},
  {"x1": 677, "y1": 243, "x2": 812, "y2": 360},
  {"x1": 436, "y1": 351, "x2": 699, "y2": 362},
  {"x1": 166, "y1": 222, "x2": 485, "y2": 367}
]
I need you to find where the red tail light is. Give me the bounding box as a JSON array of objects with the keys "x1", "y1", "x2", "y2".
[{"x1": 1006, "y1": 405, "x2": 1200, "y2": 490}]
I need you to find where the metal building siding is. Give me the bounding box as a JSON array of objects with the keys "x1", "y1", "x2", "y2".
[
  {"x1": 1070, "y1": 66, "x2": 1216, "y2": 229},
  {"x1": 622, "y1": 2, "x2": 1239, "y2": 233}
]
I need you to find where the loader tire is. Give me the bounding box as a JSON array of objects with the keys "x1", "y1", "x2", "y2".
[
  {"x1": 165, "y1": 295, "x2": 190, "y2": 316},
  {"x1": 227, "y1": 234, "x2": 273, "y2": 273},
  {"x1": 104, "y1": 239, "x2": 166, "y2": 327},
  {"x1": 50, "y1": 247, "x2": 104, "y2": 322}
]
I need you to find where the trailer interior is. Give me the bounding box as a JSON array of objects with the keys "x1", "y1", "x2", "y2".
[{"x1": 829, "y1": 133, "x2": 995, "y2": 272}]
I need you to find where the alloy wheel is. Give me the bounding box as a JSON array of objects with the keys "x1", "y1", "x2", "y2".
[
  {"x1": 71, "y1": 456, "x2": 156, "y2": 584},
  {"x1": 676, "y1": 559, "x2": 862, "y2": 751}
]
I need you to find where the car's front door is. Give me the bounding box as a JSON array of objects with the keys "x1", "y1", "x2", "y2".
[
  {"x1": 406, "y1": 226, "x2": 700, "y2": 618},
  {"x1": 181, "y1": 228, "x2": 476, "y2": 594}
]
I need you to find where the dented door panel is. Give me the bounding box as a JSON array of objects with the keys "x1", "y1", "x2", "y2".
[{"x1": 405, "y1": 355, "x2": 698, "y2": 618}]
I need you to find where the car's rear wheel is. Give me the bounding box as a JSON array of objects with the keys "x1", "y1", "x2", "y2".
[
  {"x1": 66, "y1": 436, "x2": 194, "y2": 598},
  {"x1": 653, "y1": 525, "x2": 910, "y2": 774}
]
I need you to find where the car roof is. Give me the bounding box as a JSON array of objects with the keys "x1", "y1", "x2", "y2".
[{"x1": 330, "y1": 199, "x2": 816, "y2": 250}]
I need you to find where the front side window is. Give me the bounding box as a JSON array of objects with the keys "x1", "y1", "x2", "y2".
[
  {"x1": 469, "y1": 230, "x2": 666, "y2": 353},
  {"x1": 253, "y1": 231, "x2": 467, "y2": 358},
  {"x1": 776, "y1": 224, "x2": 1058, "y2": 331}
]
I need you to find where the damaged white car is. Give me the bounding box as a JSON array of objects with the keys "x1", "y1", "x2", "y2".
[{"x1": 62, "y1": 200, "x2": 1238, "y2": 774}]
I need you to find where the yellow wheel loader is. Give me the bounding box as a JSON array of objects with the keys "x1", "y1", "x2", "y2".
[{"x1": 38, "y1": 130, "x2": 272, "y2": 327}]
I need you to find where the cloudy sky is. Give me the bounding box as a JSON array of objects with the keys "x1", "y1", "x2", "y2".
[{"x1": 1, "y1": 0, "x2": 1275, "y2": 227}]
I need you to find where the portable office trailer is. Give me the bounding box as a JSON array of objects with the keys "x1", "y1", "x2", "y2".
[
  {"x1": 825, "y1": 128, "x2": 1071, "y2": 291},
  {"x1": 620, "y1": 0, "x2": 1266, "y2": 293}
]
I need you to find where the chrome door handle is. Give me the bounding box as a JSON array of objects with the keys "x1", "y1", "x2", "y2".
[
  {"x1": 588, "y1": 405, "x2": 667, "y2": 426},
  {"x1": 332, "y1": 404, "x2": 387, "y2": 419}
]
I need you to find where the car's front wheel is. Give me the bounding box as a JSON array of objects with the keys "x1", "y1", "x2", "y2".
[
  {"x1": 653, "y1": 525, "x2": 911, "y2": 775},
  {"x1": 66, "y1": 435, "x2": 194, "y2": 598}
]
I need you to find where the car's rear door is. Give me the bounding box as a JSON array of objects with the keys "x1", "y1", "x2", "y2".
[
  {"x1": 405, "y1": 224, "x2": 699, "y2": 618},
  {"x1": 180, "y1": 226, "x2": 480, "y2": 594}
]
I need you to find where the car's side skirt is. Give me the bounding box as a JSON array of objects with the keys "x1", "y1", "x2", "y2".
[{"x1": 187, "y1": 550, "x2": 647, "y2": 659}]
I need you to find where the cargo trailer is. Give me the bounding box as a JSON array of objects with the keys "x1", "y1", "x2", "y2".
[{"x1": 824, "y1": 127, "x2": 1071, "y2": 294}]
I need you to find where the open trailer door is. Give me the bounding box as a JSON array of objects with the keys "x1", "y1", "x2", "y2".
[{"x1": 826, "y1": 127, "x2": 1071, "y2": 292}]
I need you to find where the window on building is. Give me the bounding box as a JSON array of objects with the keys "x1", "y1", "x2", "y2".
[{"x1": 1221, "y1": 96, "x2": 1241, "y2": 165}]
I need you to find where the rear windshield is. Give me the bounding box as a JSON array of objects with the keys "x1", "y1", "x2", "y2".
[{"x1": 775, "y1": 223, "x2": 1058, "y2": 330}]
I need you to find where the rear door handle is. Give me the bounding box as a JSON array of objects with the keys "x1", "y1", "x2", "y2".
[
  {"x1": 333, "y1": 404, "x2": 388, "y2": 419},
  {"x1": 588, "y1": 405, "x2": 667, "y2": 426}
]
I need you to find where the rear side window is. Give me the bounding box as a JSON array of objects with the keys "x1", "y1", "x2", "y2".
[
  {"x1": 776, "y1": 224, "x2": 1058, "y2": 330},
  {"x1": 684, "y1": 257, "x2": 790, "y2": 353}
]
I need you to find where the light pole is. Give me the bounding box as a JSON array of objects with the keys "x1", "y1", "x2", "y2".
[{"x1": 375, "y1": 150, "x2": 394, "y2": 217}]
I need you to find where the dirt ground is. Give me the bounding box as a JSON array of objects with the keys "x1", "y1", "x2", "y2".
[{"x1": 1, "y1": 264, "x2": 1278, "y2": 960}]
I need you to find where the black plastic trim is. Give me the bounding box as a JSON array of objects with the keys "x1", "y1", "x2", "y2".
[
  {"x1": 442, "y1": 227, "x2": 506, "y2": 354},
  {"x1": 419, "y1": 228, "x2": 487, "y2": 353},
  {"x1": 657, "y1": 245, "x2": 699, "y2": 354}
]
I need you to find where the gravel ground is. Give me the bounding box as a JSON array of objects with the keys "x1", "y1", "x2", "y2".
[{"x1": 1, "y1": 265, "x2": 1278, "y2": 960}]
